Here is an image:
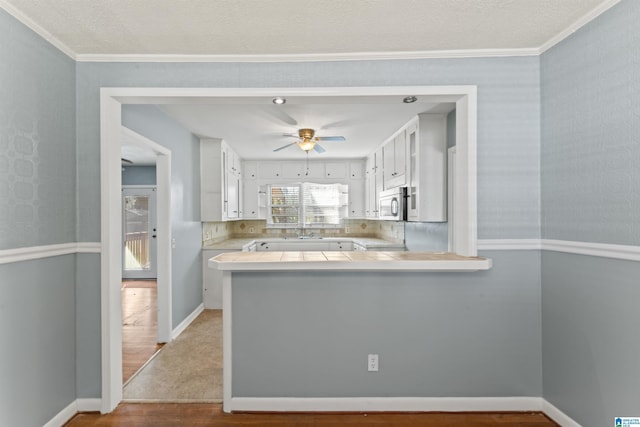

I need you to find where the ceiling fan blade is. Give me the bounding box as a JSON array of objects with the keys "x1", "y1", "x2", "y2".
[
  {"x1": 282, "y1": 133, "x2": 299, "y2": 138},
  {"x1": 315, "y1": 136, "x2": 346, "y2": 142},
  {"x1": 313, "y1": 144, "x2": 326, "y2": 153},
  {"x1": 273, "y1": 142, "x2": 297, "y2": 152}
]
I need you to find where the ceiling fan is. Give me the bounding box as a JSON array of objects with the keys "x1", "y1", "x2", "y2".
[{"x1": 273, "y1": 128, "x2": 346, "y2": 154}]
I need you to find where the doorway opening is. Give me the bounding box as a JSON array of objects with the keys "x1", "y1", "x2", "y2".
[{"x1": 100, "y1": 86, "x2": 478, "y2": 412}]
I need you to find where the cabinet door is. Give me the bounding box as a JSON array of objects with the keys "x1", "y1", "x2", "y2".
[
  {"x1": 348, "y1": 180, "x2": 365, "y2": 218},
  {"x1": 382, "y1": 139, "x2": 395, "y2": 188},
  {"x1": 227, "y1": 173, "x2": 239, "y2": 219},
  {"x1": 258, "y1": 162, "x2": 282, "y2": 179},
  {"x1": 406, "y1": 122, "x2": 419, "y2": 220},
  {"x1": 349, "y1": 161, "x2": 365, "y2": 179},
  {"x1": 243, "y1": 180, "x2": 260, "y2": 218},
  {"x1": 281, "y1": 162, "x2": 305, "y2": 179},
  {"x1": 244, "y1": 161, "x2": 257, "y2": 180},
  {"x1": 325, "y1": 162, "x2": 347, "y2": 179},
  {"x1": 393, "y1": 131, "x2": 406, "y2": 183},
  {"x1": 305, "y1": 162, "x2": 325, "y2": 179},
  {"x1": 203, "y1": 249, "x2": 239, "y2": 309}
]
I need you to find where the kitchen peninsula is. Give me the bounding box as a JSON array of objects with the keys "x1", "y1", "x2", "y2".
[{"x1": 208, "y1": 251, "x2": 491, "y2": 413}]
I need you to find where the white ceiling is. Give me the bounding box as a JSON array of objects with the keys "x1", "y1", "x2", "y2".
[
  {"x1": 159, "y1": 99, "x2": 454, "y2": 160},
  {"x1": 2, "y1": 0, "x2": 617, "y2": 59},
  {"x1": 2, "y1": 0, "x2": 618, "y2": 163}
]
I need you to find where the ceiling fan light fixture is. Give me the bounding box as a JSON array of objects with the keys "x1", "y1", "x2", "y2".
[
  {"x1": 297, "y1": 139, "x2": 316, "y2": 151},
  {"x1": 272, "y1": 97, "x2": 286, "y2": 105},
  {"x1": 403, "y1": 96, "x2": 418, "y2": 104}
]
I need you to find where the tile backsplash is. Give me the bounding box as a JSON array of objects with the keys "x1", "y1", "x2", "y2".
[{"x1": 202, "y1": 219, "x2": 405, "y2": 246}]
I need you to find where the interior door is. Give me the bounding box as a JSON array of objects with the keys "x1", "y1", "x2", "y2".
[{"x1": 122, "y1": 187, "x2": 157, "y2": 279}]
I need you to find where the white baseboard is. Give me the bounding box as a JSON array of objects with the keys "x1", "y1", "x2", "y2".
[
  {"x1": 542, "y1": 400, "x2": 582, "y2": 427},
  {"x1": 43, "y1": 396, "x2": 579, "y2": 426},
  {"x1": 226, "y1": 396, "x2": 543, "y2": 413},
  {"x1": 43, "y1": 398, "x2": 102, "y2": 427},
  {"x1": 43, "y1": 400, "x2": 78, "y2": 427},
  {"x1": 171, "y1": 303, "x2": 204, "y2": 340},
  {"x1": 76, "y1": 398, "x2": 102, "y2": 412}
]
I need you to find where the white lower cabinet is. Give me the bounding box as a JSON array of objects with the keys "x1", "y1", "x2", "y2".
[{"x1": 202, "y1": 249, "x2": 239, "y2": 309}]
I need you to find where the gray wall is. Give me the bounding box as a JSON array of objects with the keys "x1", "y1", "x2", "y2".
[
  {"x1": 122, "y1": 165, "x2": 156, "y2": 185},
  {"x1": 540, "y1": 1, "x2": 640, "y2": 425},
  {"x1": 76, "y1": 57, "x2": 541, "y2": 243},
  {"x1": 541, "y1": 252, "x2": 640, "y2": 426},
  {"x1": 0, "y1": 8, "x2": 78, "y2": 426},
  {"x1": 0, "y1": 11, "x2": 76, "y2": 250},
  {"x1": 233, "y1": 251, "x2": 541, "y2": 397},
  {"x1": 0, "y1": 256, "x2": 77, "y2": 427},
  {"x1": 74, "y1": 52, "x2": 541, "y2": 399},
  {"x1": 122, "y1": 106, "x2": 202, "y2": 328}
]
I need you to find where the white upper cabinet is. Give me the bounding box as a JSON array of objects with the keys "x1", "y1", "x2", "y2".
[
  {"x1": 382, "y1": 129, "x2": 406, "y2": 189},
  {"x1": 200, "y1": 138, "x2": 242, "y2": 221},
  {"x1": 407, "y1": 114, "x2": 447, "y2": 222}
]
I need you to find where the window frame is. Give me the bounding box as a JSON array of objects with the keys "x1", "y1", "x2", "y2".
[{"x1": 266, "y1": 182, "x2": 348, "y2": 228}]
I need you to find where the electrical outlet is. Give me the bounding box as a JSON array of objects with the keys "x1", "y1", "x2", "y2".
[
  {"x1": 345, "y1": 227, "x2": 351, "y2": 233},
  {"x1": 249, "y1": 226, "x2": 255, "y2": 233},
  {"x1": 367, "y1": 354, "x2": 379, "y2": 372}
]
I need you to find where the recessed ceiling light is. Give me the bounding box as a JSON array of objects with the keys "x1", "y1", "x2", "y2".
[
  {"x1": 272, "y1": 97, "x2": 286, "y2": 105},
  {"x1": 403, "y1": 96, "x2": 417, "y2": 104}
]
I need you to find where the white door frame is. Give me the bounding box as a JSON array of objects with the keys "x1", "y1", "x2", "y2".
[
  {"x1": 100, "y1": 86, "x2": 477, "y2": 413},
  {"x1": 120, "y1": 127, "x2": 172, "y2": 346},
  {"x1": 100, "y1": 119, "x2": 172, "y2": 412}
]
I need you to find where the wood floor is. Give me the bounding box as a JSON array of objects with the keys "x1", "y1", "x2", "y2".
[
  {"x1": 65, "y1": 403, "x2": 559, "y2": 426},
  {"x1": 122, "y1": 280, "x2": 163, "y2": 384}
]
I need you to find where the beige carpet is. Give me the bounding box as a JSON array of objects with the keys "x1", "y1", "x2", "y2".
[{"x1": 123, "y1": 309, "x2": 223, "y2": 402}]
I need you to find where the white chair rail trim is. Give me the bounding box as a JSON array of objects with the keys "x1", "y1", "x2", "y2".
[
  {"x1": 0, "y1": 242, "x2": 101, "y2": 265},
  {"x1": 479, "y1": 238, "x2": 640, "y2": 262}
]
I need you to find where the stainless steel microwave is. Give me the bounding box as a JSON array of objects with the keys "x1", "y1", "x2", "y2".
[{"x1": 378, "y1": 187, "x2": 407, "y2": 221}]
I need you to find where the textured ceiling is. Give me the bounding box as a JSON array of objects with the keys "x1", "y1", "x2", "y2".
[
  {"x1": 1, "y1": 0, "x2": 618, "y2": 161},
  {"x1": 2, "y1": 0, "x2": 614, "y2": 57}
]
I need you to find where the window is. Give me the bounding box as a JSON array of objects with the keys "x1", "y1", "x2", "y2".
[{"x1": 267, "y1": 183, "x2": 348, "y2": 227}]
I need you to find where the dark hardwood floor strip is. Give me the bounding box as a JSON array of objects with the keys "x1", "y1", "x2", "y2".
[{"x1": 65, "y1": 403, "x2": 559, "y2": 426}]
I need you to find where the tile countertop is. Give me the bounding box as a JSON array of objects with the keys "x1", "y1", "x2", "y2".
[
  {"x1": 202, "y1": 237, "x2": 406, "y2": 251},
  {"x1": 208, "y1": 251, "x2": 492, "y2": 272}
]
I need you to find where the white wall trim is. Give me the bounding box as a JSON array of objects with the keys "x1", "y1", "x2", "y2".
[
  {"x1": 478, "y1": 238, "x2": 640, "y2": 262},
  {"x1": 43, "y1": 400, "x2": 78, "y2": 427},
  {"x1": 227, "y1": 396, "x2": 543, "y2": 413},
  {"x1": 76, "y1": 398, "x2": 102, "y2": 412},
  {"x1": 43, "y1": 398, "x2": 102, "y2": 427},
  {"x1": 478, "y1": 239, "x2": 542, "y2": 251},
  {"x1": 539, "y1": 0, "x2": 622, "y2": 54},
  {"x1": 542, "y1": 239, "x2": 640, "y2": 262},
  {"x1": 542, "y1": 400, "x2": 582, "y2": 427},
  {"x1": 75, "y1": 48, "x2": 539, "y2": 63},
  {"x1": 171, "y1": 303, "x2": 204, "y2": 340},
  {"x1": 0, "y1": 242, "x2": 101, "y2": 265}
]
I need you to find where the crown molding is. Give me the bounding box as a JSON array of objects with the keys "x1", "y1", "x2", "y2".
[
  {"x1": 75, "y1": 48, "x2": 540, "y2": 63},
  {"x1": 539, "y1": 0, "x2": 622, "y2": 54},
  {"x1": 0, "y1": 0, "x2": 76, "y2": 59}
]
